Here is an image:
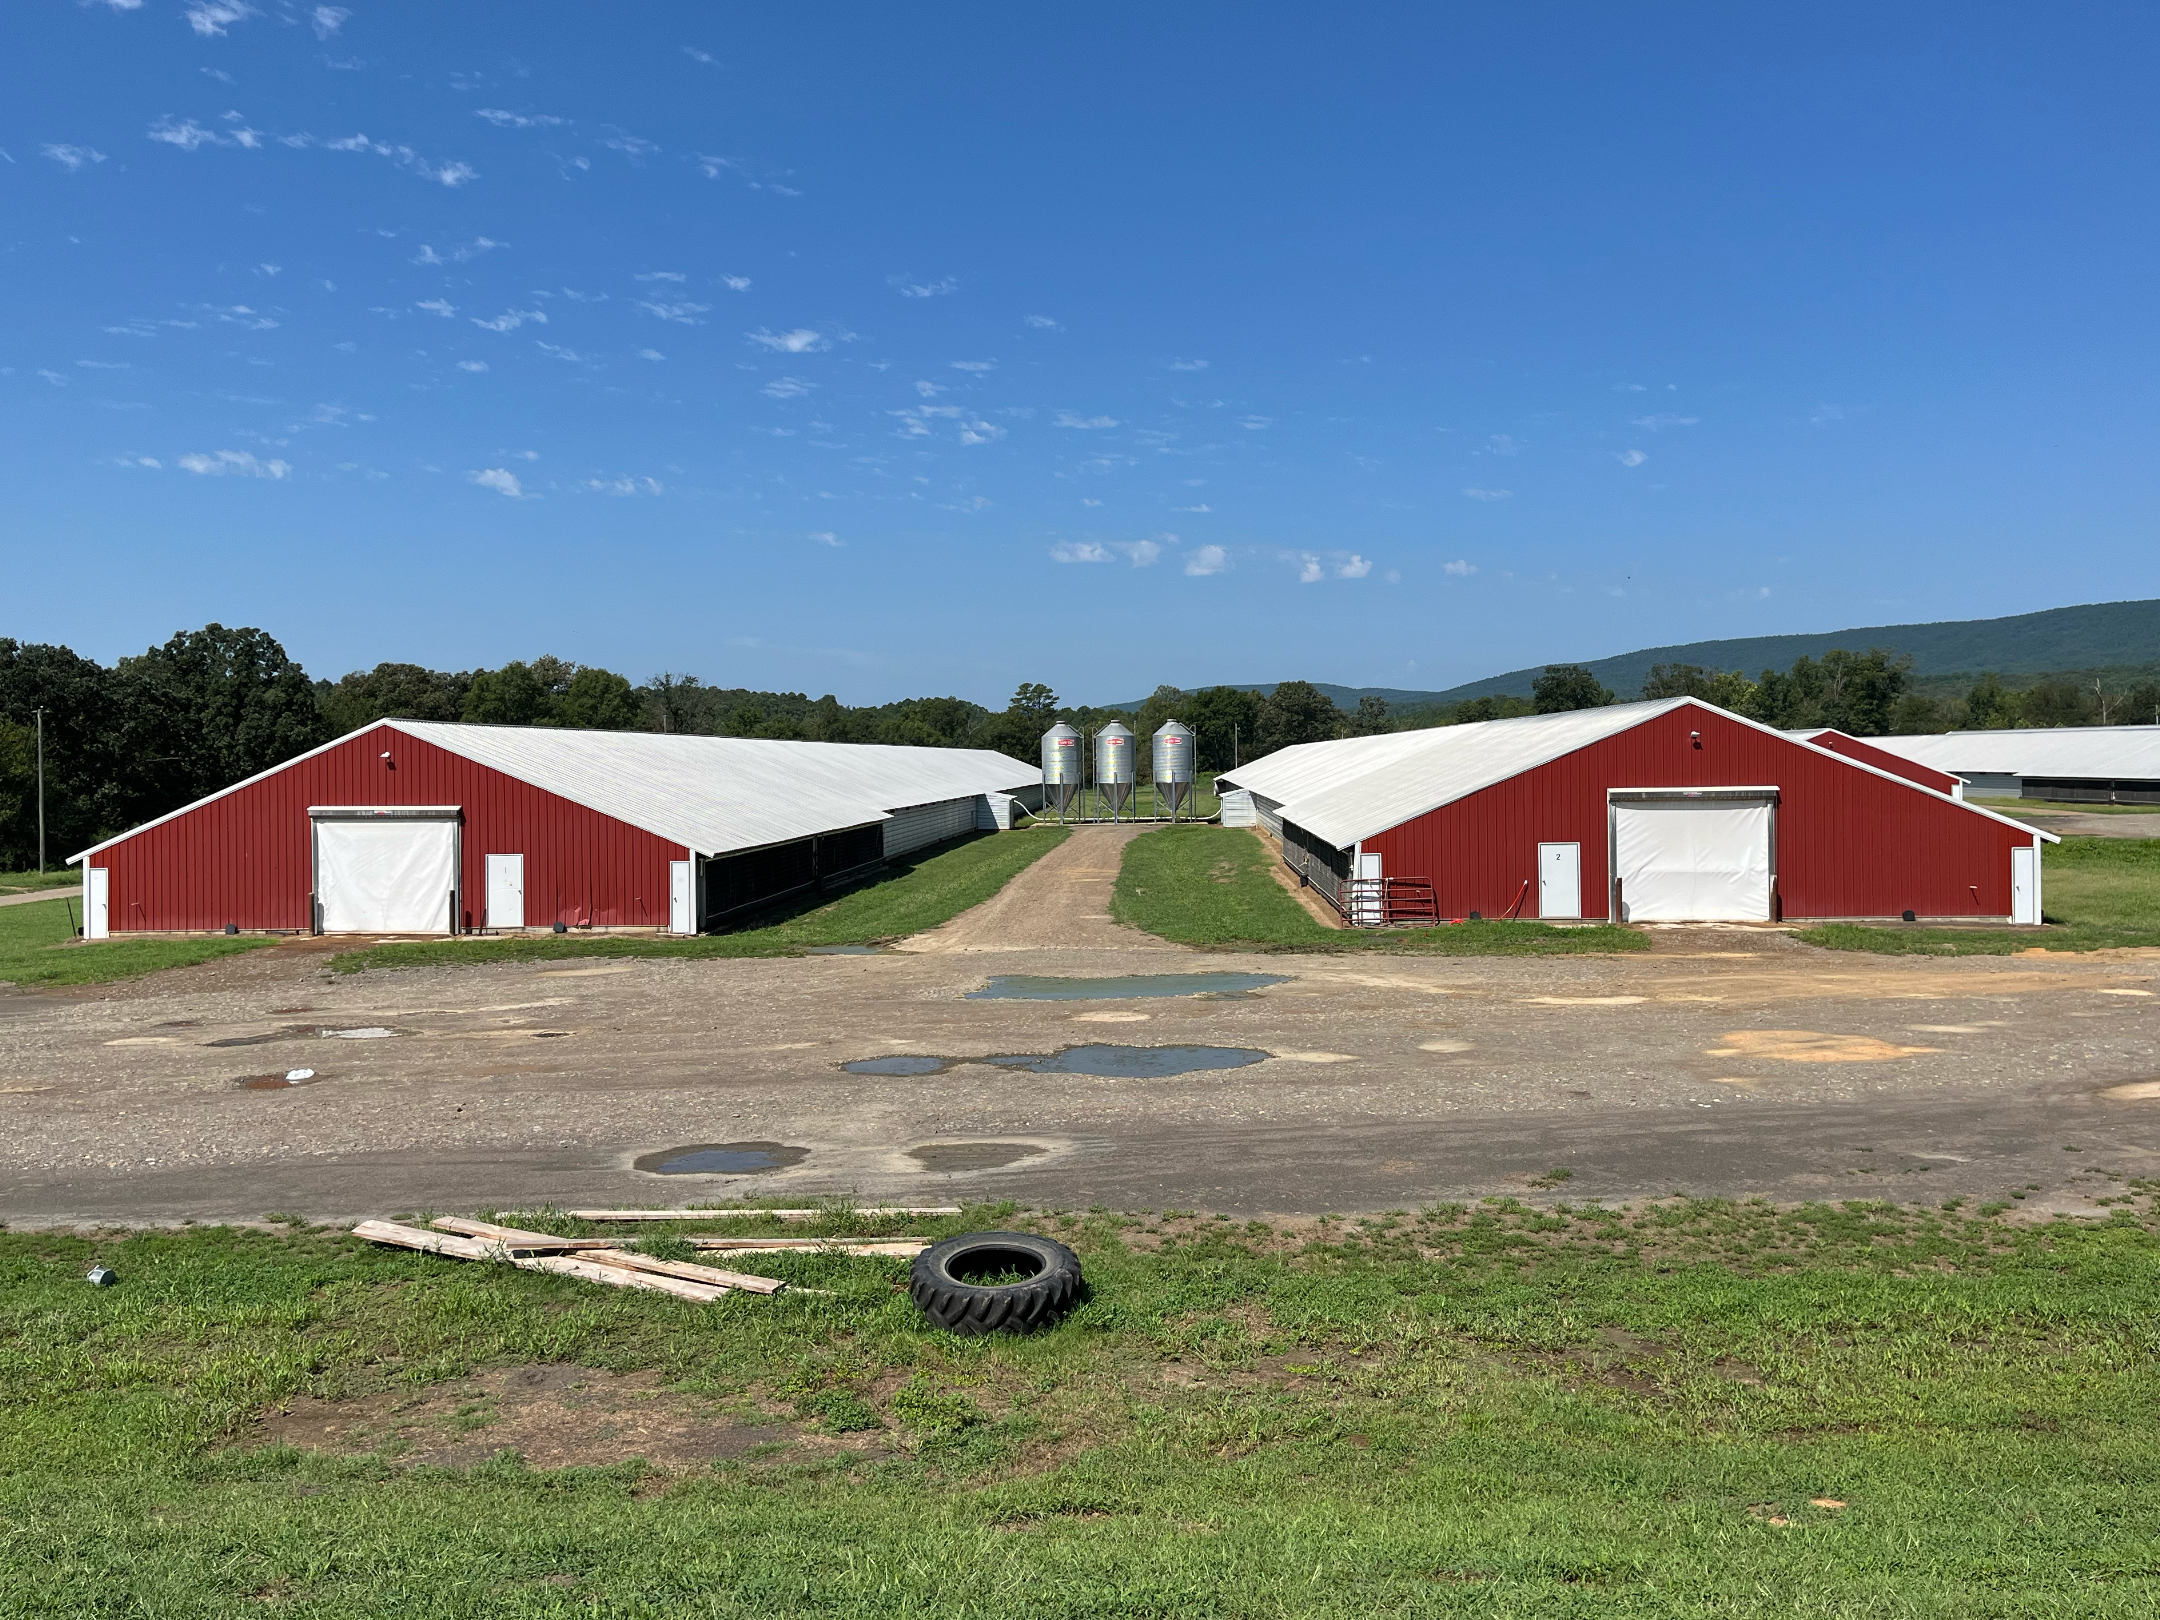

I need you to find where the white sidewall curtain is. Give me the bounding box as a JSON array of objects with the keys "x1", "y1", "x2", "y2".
[
  {"x1": 317, "y1": 819, "x2": 460, "y2": 933},
  {"x1": 1613, "y1": 801, "x2": 1772, "y2": 922}
]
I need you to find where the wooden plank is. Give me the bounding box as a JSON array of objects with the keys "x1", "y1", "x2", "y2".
[
  {"x1": 562, "y1": 1207, "x2": 960, "y2": 1221},
  {"x1": 351, "y1": 1220, "x2": 502, "y2": 1261},
  {"x1": 515, "y1": 1254, "x2": 728, "y2": 1303},
  {"x1": 685, "y1": 1238, "x2": 929, "y2": 1257},
  {"x1": 428, "y1": 1216, "x2": 613, "y2": 1251},
  {"x1": 581, "y1": 1249, "x2": 786, "y2": 1294}
]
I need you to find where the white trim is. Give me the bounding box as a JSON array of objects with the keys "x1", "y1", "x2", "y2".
[{"x1": 70, "y1": 721, "x2": 410, "y2": 863}]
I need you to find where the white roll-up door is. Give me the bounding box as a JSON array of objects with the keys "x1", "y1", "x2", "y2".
[
  {"x1": 1612, "y1": 799, "x2": 1772, "y2": 922},
  {"x1": 315, "y1": 816, "x2": 460, "y2": 933}
]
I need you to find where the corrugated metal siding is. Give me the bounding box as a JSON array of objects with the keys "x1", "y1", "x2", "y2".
[
  {"x1": 883, "y1": 797, "x2": 977, "y2": 857},
  {"x1": 1361, "y1": 706, "x2": 2034, "y2": 921},
  {"x1": 88, "y1": 725, "x2": 686, "y2": 933},
  {"x1": 1794, "y1": 730, "x2": 1962, "y2": 794}
]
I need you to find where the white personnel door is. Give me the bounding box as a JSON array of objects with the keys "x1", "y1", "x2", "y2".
[
  {"x1": 2010, "y1": 845, "x2": 2039, "y2": 924},
  {"x1": 1351, "y1": 851, "x2": 1384, "y2": 926},
  {"x1": 316, "y1": 819, "x2": 460, "y2": 933},
  {"x1": 1612, "y1": 800, "x2": 1772, "y2": 922},
  {"x1": 485, "y1": 854, "x2": 525, "y2": 930},
  {"x1": 1538, "y1": 842, "x2": 1582, "y2": 920},
  {"x1": 669, "y1": 860, "x2": 695, "y2": 935},
  {"x1": 84, "y1": 867, "x2": 109, "y2": 939}
]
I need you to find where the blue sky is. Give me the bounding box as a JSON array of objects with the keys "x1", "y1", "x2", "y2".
[{"x1": 7, "y1": 3, "x2": 2158, "y2": 705}]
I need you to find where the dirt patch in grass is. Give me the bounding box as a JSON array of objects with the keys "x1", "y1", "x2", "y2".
[{"x1": 252, "y1": 1364, "x2": 800, "y2": 1471}]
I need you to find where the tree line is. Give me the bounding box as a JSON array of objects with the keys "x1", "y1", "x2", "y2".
[
  {"x1": 0, "y1": 628, "x2": 1369, "y2": 867},
  {"x1": 6, "y1": 625, "x2": 2152, "y2": 871}
]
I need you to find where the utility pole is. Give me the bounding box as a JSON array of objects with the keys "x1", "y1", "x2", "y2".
[{"x1": 33, "y1": 707, "x2": 46, "y2": 874}]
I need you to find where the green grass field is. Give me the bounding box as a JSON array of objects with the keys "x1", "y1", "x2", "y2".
[
  {"x1": 0, "y1": 868, "x2": 81, "y2": 896},
  {"x1": 1114, "y1": 824, "x2": 1647, "y2": 955},
  {"x1": 1800, "y1": 836, "x2": 2160, "y2": 956},
  {"x1": 4, "y1": 1196, "x2": 2157, "y2": 1615},
  {"x1": 0, "y1": 896, "x2": 274, "y2": 989},
  {"x1": 334, "y1": 826, "x2": 1071, "y2": 974},
  {"x1": 1971, "y1": 796, "x2": 2160, "y2": 817}
]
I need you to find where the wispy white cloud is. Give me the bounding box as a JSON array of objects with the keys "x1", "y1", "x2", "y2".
[
  {"x1": 638, "y1": 348, "x2": 664, "y2": 361},
  {"x1": 635, "y1": 270, "x2": 685, "y2": 283},
  {"x1": 311, "y1": 5, "x2": 348, "y2": 38},
  {"x1": 1612, "y1": 382, "x2": 1647, "y2": 393},
  {"x1": 1295, "y1": 553, "x2": 1324, "y2": 584},
  {"x1": 1024, "y1": 314, "x2": 1062, "y2": 329},
  {"x1": 807, "y1": 529, "x2": 841, "y2": 546},
  {"x1": 1169, "y1": 358, "x2": 1209, "y2": 371},
  {"x1": 149, "y1": 117, "x2": 233, "y2": 152},
  {"x1": 416, "y1": 298, "x2": 456, "y2": 318},
  {"x1": 763, "y1": 376, "x2": 813, "y2": 398},
  {"x1": 600, "y1": 132, "x2": 659, "y2": 159},
  {"x1": 1482, "y1": 433, "x2": 1524, "y2": 455},
  {"x1": 683, "y1": 46, "x2": 717, "y2": 65},
  {"x1": 472, "y1": 309, "x2": 545, "y2": 331},
  {"x1": 1444, "y1": 558, "x2": 1477, "y2": 576},
  {"x1": 179, "y1": 448, "x2": 289, "y2": 478},
  {"x1": 85, "y1": 0, "x2": 146, "y2": 11},
  {"x1": 1462, "y1": 487, "x2": 1511, "y2": 501},
  {"x1": 1809, "y1": 403, "x2": 1869, "y2": 427},
  {"x1": 456, "y1": 360, "x2": 487, "y2": 372},
  {"x1": 42, "y1": 144, "x2": 107, "y2": 170},
  {"x1": 949, "y1": 359, "x2": 996, "y2": 372},
  {"x1": 535, "y1": 341, "x2": 585, "y2": 362},
  {"x1": 1614, "y1": 448, "x2": 1647, "y2": 467},
  {"x1": 720, "y1": 275, "x2": 751, "y2": 291},
  {"x1": 412, "y1": 237, "x2": 498, "y2": 266},
  {"x1": 1051, "y1": 540, "x2": 1111, "y2": 564},
  {"x1": 474, "y1": 108, "x2": 564, "y2": 129},
  {"x1": 76, "y1": 359, "x2": 130, "y2": 369},
  {"x1": 1337, "y1": 554, "x2": 1373, "y2": 579},
  {"x1": 1054, "y1": 412, "x2": 1117, "y2": 429},
  {"x1": 469, "y1": 467, "x2": 526, "y2": 497},
  {"x1": 748, "y1": 327, "x2": 828, "y2": 353},
  {"x1": 1184, "y1": 544, "x2": 1229, "y2": 576},
  {"x1": 895, "y1": 276, "x2": 957, "y2": 298},
  {"x1": 637, "y1": 299, "x2": 708, "y2": 324},
  {"x1": 958, "y1": 419, "x2": 1005, "y2": 445},
  {"x1": 584, "y1": 475, "x2": 662, "y2": 496},
  {"x1": 1172, "y1": 503, "x2": 1211, "y2": 513},
  {"x1": 184, "y1": 2, "x2": 256, "y2": 36},
  {"x1": 914, "y1": 380, "x2": 946, "y2": 398},
  {"x1": 1237, "y1": 415, "x2": 1271, "y2": 430},
  {"x1": 319, "y1": 132, "x2": 476, "y2": 186},
  {"x1": 1630, "y1": 413, "x2": 1698, "y2": 430}
]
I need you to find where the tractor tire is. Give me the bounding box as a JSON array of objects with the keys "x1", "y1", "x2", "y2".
[{"x1": 909, "y1": 1231, "x2": 1083, "y2": 1336}]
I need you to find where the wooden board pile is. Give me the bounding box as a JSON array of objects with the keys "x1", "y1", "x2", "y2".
[{"x1": 352, "y1": 1215, "x2": 932, "y2": 1304}]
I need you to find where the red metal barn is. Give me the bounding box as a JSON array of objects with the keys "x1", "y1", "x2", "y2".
[
  {"x1": 69, "y1": 721, "x2": 1040, "y2": 938},
  {"x1": 1217, "y1": 699, "x2": 2054, "y2": 926},
  {"x1": 1783, "y1": 727, "x2": 1964, "y2": 796}
]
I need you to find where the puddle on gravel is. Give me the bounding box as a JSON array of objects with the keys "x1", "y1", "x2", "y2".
[
  {"x1": 236, "y1": 1068, "x2": 320, "y2": 1090},
  {"x1": 843, "y1": 1045, "x2": 1268, "y2": 1079},
  {"x1": 206, "y1": 1024, "x2": 402, "y2": 1047},
  {"x1": 908, "y1": 1141, "x2": 1049, "y2": 1173},
  {"x1": 965, "y1": 973, "x2": 1288, "y2": 1001},
  {"x1": 634, "y1": 1141, "x2": 811, "y2": 1175}
]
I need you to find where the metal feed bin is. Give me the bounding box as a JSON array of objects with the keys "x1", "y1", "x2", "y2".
[
  {"x1": 1095, "y1": 722, "x2": 1136, "y2": 820},
  {"x1": 1040, "y1": 724, "x2": 1083, "y2": 822},
  {"x1": 1152, "y1": 720, "x2": 1195, "y2": 820}
]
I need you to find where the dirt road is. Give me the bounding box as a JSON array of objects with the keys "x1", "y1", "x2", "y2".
[{"x1": 2, "y1": 841, "x2": 2157, "y2": 1223}]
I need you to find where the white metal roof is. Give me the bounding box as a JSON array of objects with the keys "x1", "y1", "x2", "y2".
[
  {"x1": 1217, "y1": 697, "x2": 2053, "y2": 847},
  {"x1": 73, "y1": 722, "x2": 1038, "y2": 862},
  {"x1": 1859, "y1": 726, "x2": 2160, "y2": 782}
]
